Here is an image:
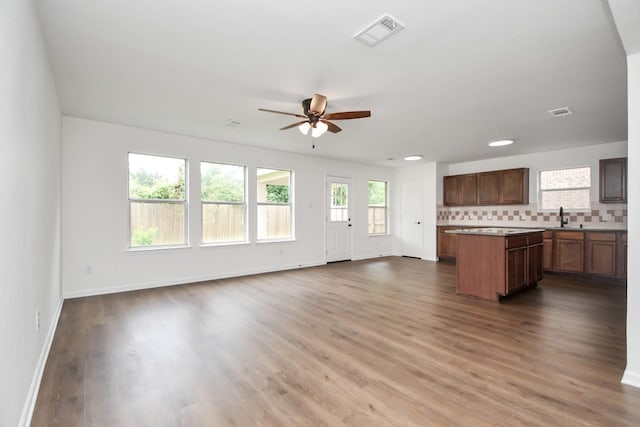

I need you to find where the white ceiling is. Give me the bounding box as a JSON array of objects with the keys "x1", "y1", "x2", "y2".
[{"x1": 35, "y1": 0, "x2": 628, "y2": 166}]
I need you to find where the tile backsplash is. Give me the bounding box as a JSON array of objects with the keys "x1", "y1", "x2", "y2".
[{"x1": 437, "y1": 203, "x2": 627, "y2": 229}]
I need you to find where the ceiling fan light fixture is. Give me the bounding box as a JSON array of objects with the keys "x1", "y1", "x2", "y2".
[
  {"x1": 311, "y1": 121, "x2": 328, "y2": 138},
  {"x1": 298, "y1": 122, "x2": 311, "y2": 135}
]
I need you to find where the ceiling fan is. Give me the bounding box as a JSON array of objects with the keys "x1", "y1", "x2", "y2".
[{"x1": 258, "y1": 94, "x2": 371, "y2": 139}]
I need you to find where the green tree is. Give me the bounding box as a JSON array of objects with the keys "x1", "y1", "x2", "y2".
[
  {"x1": 129, "y1": 166, "x2": 185, "y2": 200},
  {"x1": 266, "y1": 184, "x2": 289, "y2": 203},
  {"x1": 201, "y1": 164, "x2": 244, "y2": 202},
  {"x1": 368, "y1": 181, "x2": 386, "y2": 205}
]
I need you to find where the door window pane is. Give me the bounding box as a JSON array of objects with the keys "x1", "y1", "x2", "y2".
[{"x1": 330, "y1": 183, "x2": 349, "y2": 222}]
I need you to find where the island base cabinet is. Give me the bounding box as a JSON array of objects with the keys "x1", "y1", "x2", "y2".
[
  {"x1": 506, "y1": 247, "x2": 527, "y2": 293},
  {"x1": 456, "y1": 232, "x2": 544, "y2": 302}
]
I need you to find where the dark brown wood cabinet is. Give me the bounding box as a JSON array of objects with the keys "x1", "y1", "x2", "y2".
[
  {"x1": 528, "y1": 236, "x2": 544, "y2": 284},
  {"x1": 437, "y1": 226, "x2": 460, "y2": 260},
  {"x1": 500, "y1": 168, "x2": 529, "y2": 204},
  {"x1": 618, "y1": 233, "x2": 627, "y2": 278},
  {"x1": 553, "y1": 231, "x2": 584, "y2": 273},
  {"x1": 444, "y1": 168, "x2": 528, "y2": 206},
  {"x1": 585, "y1": 232, "x2": 617, "y2": 277},
  {"x1": 443, "y1": 174, "x2": 477, "y2": 206},
  {"x1": 543, "y1": 229, "x2": 626, "y2": 279},
  {"x1": 600, "y1": 158, "x2": 627, "y2": 203},
  {"x1": 456, "y1": 231, "x2": 543, "y2": 301},
  {"x1": 543, "y1": 231, "x2": 553, "y2": 271},
  {"x1": 477, "y1": 171, "x2": 500, "y2": 204}
]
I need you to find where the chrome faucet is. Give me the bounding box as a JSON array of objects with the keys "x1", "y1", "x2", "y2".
[{"x1": 559, "y1": 206, "x2": 568, "y2": 228}]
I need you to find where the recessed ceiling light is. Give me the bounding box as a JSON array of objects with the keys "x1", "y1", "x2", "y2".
[
  {"x1": 404, "y1": 155, "x2": 422, "y2": 161},
  {"x1": 488, "y1": 139, "x2": 514, "y2": 147}
]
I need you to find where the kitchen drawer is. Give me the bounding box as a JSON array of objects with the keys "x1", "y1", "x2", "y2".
[
  {"x1": 528, "y1": 234, "x2": 543, "y2": 245},
  {"x1": 506, "y1": 236, "x2": 528, "y2": 249},
  {"x1": 587, "y1": 232, "x2": 616, "y2": 242},
  {"x1": 555, "y1": 231, "x2": 584, "y2": 240}
]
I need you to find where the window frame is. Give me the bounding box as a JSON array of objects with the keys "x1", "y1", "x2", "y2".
[
  {"x1": 200, "y1": 161, "x2": 248, "y2": 245},
  {"x1": 367, "y1": 179, "x2": 388, "y2": 235},
  {"x1": 537, "y1": 166, "x2": 592, "y2": 212},
  {"x1": 256, "y1": 167, "x2": 294, "y2": 242},
  {"x1": 127, "y1": 152, "x2": 188, "y2": 250}
]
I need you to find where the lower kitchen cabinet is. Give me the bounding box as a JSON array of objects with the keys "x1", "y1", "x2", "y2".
[
  {"x1": 586, "y1": 232, "x2": 617, "y2": 276},
  {"x1": 437, "y1": 226, "x2": 465, "y2": 260},
  {"x1": 506, "y1": 246, "x2": 528, "y2": 293},
  {"x1": 543, "y1": 231, "x2": 553, "y2": 271},
  {"x1": 528, "y1": 240, "x2": 544, "y2": 283},
  {"x1": 554, "y1": 231, "x2": 584, "y2": 273},
  {"x1": 544, "y1": 229, "x2": 626, "y2": 279}
]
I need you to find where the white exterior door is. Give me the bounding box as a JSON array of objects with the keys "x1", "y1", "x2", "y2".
[
  {"x1": 401, "y1": 180, "x2": 424, "y2": 258},
  {"x1": 326, "y1": 176, "x2": 352, "y2": 262}
]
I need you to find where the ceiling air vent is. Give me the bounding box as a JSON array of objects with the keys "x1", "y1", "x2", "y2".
[
  {"x1": 548, "y1": 107, "x2": 573, "y2": 118},
  {"x1": 354, "y1": 14, "x2": 405, "y2": 47}
]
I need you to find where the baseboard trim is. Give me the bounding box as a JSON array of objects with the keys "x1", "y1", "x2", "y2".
[
  {"x1": 19, "y1": 298, "x2": 64, "y2": 427},
  {"x1": 63, "y1": 261, "x2": 328, "y2": 299},
  {"x1": 622, "y1": 369, "x2": 640, "y2": 389},
  {"x1": 351, "y1": 253, "x2": 393, "y2": 261}
]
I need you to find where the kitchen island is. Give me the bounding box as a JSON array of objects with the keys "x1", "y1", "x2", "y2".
[{"x1": 446, "y1": 228, "x2": 545, "y2": 301}]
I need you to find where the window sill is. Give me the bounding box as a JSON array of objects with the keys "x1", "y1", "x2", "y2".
[
  {"x1": 200, "y1": 241, "x2": 250, "y2": 248},
  {"x1": 126, "y1": 244, "x2": 191, "y2": 253},
  {"x1": 256, "y1": 238, "x2": 296, "y2": 244},
  {"x1": 368, "y1": 233, "x2": 390, "y2": 237}
]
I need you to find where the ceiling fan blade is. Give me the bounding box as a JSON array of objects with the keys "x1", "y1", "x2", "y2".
[
  {"x1": 309, "y1": 94, "x2": 327, "y2": 115},
  {"x1": 321, "y1": 120, "x2": 342, "y2": 133},
  {"x1": 323, "y1": 111, "x2": 371, "y2": 120},
  {"x1": 280, "y1": 120, "x2": 309, "y2": 131},
  {"x1": 258, "y1": 108, "x2": 306, "y2": 118}
]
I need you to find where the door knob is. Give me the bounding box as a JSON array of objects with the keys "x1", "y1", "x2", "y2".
[
  {"x1": 415, "y1": 221, "x2": 421, "y2": 224},
  {"x1": 348, "y1": 224, "x2": 352, "y2": 227}
]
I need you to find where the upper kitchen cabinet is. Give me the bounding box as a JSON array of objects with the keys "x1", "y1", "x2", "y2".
[
  {"x1": 443, "y1": 174, "x2": 477, "y2": 206},
  {"x1": 444, "y1": 168, "x2": 529, "y2": 206},
  {"x1": 478, "y1": 168, "x2": 529, "y2": 205},
  {"x1": 599, "y1": 157, "x2": 627, "y2": 203}
]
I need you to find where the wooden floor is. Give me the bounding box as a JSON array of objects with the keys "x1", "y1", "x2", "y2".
[{"x1": 32, "y1": 257, "x2": 640, "y2": 426}]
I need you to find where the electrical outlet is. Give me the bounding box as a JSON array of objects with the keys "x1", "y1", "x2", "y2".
[
  {"x1": 35, "y1": 310, "x2": 40, "y2": 332},
  {"x1": 601, "y1": 213, "x2": 612, "y2": 222}
]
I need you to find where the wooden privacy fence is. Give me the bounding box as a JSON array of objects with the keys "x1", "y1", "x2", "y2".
[{"x1": 131, "y1": 202, "x2": 291, "y2": 245}]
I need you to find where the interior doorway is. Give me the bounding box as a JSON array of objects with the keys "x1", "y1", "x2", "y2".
[{"x1": 401, "y1": 180, "x2": 424, "y2": 258}]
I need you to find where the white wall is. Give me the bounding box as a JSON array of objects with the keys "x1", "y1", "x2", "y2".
[
  {"x1": 61, "y1": 117, "x2": 393, "y2": 297},
  {"x1": 0, "y1": 1, "x2": 63, "y2": 426},
  {"x1": 444, "y1": 141, "x2": 628, "y2": 204},
  {"x1": 622, "y1": 52, "x2": 640, "y2": 388}
]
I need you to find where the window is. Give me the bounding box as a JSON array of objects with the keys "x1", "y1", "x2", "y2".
[
  {"x1": 539, "y1": 166, "x2": 591, "y2": 211},
  {"x1": 257, "y1": 168, "x2": 292, "y2": 240},
  {"x1": 128, "y1": 153, "x2": 187, "y2": 247},
  {"x1": 330, "y1": 182, "x2": 349, "y2": 221},
  {"x1": 201, "y1": 162, "x2": 246, "y2": 243},
  {"x1": 368, "y1": 180, "x2": 387, "y2": 234}
]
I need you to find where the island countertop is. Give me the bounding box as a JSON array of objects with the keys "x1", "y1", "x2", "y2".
[{"x1": 445, "y1": 227, "x2": 546, "y2": 236}]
